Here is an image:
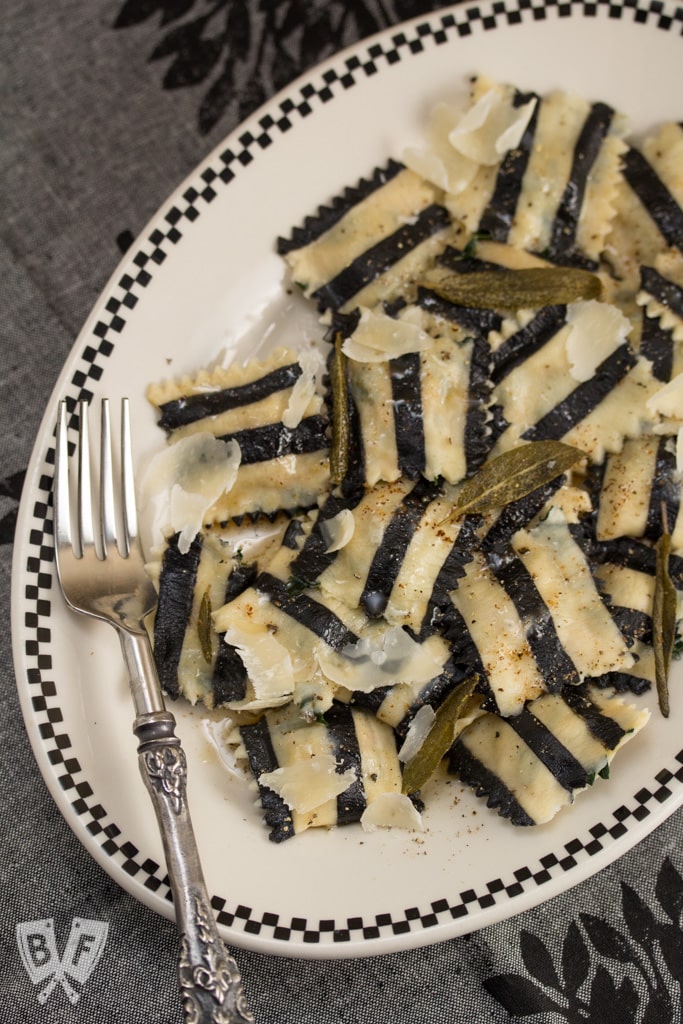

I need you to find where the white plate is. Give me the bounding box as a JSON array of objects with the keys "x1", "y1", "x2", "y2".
[{"x1": 12, "y1": 0, "x2": 683, "y2": 959}]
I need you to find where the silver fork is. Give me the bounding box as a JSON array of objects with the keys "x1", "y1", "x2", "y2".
[{"x1": 54, "y1": 397, "x2": 254, "y2": 1024}]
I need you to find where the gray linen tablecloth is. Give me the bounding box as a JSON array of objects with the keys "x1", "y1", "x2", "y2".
[{"x1": 2, "y1": 2, "x2": 682, "y2": 1022}]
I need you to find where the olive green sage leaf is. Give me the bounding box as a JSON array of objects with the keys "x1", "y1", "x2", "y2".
[
  {"x1": 446, "y1": 440, "x2": 585, "y2": 520},
  {"x1": 330, "y1": 332, "x2": 350, "y2": 486},
  {"x1": 197, "y1": 587, "x2": 213, "y2": 665},
  {"x1": 653, "y1": 531, "x2": 676, "y2": 718},
  {"x1": 402, "y1": 675, "x2": 479, "y2": 795},
  {"x1": 418, "y1": 266, "x2": 602, "y2": 310}
]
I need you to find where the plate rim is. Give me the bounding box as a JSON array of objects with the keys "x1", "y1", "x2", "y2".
[{"x1": 11, "y1": 0, "x2": 683, "y2": 959}]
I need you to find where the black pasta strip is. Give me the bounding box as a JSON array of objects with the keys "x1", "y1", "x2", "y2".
[
  {"x1": 256, "y1": 571, "x2": 359, "y2": 649},
  {"x1": 417, "y1": 286, "x2": 503, "y2": 336},
  {"x1": 640, "y1": 266, "x2": 683, "y2": 319},
  {"x1": 560, "y1": 685, "x2": 627, "y2": 749},
  {"x1": 419, "y1": 515, "x2": 481, "y2": 636},
  {"x1": 156, "y1": 363, "x2": 303, "y2": 432},
  {"x1": 480, "y1": 477, "x2": 564, "y2": 555},
  {"x1": 585, "y1": 670, "x2": 651, "y2": 696},
  {"x1": 282, "y1": 519, "x2": 306, "y2": 550},
  {"x1": 488, "y1": 548, "x2": 581, "y2": 690},
  {"x1": 490, "y1": 305, "x2": 567, "y2": 385},
  {"x1": 505, "y1": 706, "x2": 590, "y2": 791},
  {"x1": 240, "y1": 718, "x2": 295, "y2": 843},
  {"x1": 622, "y1": 146, "x2": 683, "y2": 254},
  {"x1": 640, "y1": 308, "x2": 674, "y2": 382},
  {"x1": 290, "y1": 491, "x2": 365, "y2": 585},
  {"x1": 448, "y1": 739, "x2": 536, "y2": 826},
  {"x1": 324, "y1": 702, "x2": 367, "y2": 825},
  {"x1": 210, "y1": 561, "x2": 259, "y2": 705},
  {"x1": 312, "y1": 203, "x2": 452, "y2": 312},
  {"x1": 390, "y1": 352, "x2": 426, "y2": 480},
  {"x1": 360, "y1": 476, "x2": 440, "y2": 618},
  {"x1": 522, "y1": 343, "x2": 638, "y2": 443},
  {"x1": 478, "y1": 89, "x2": 540, "y2": 242},
  {"x1": 211, "y1": 641, "x2": 249, "y2": 704},
  {"x1": 607, "y1": 605, "x2": 652, "y2": 646},
  {"x1": 152, "y1": 534, "x2": 203, "y2": 699},
  {"x1": 547, "y1": 102, "x2": 614, "y2": 258},
  {"x1": 591, "y1": 537, "x2": 683, "y2": 589},
  {"x1": 464, "y1": 334, "x2": 494, "y2": 476},
  {"x1": 350, "y1": 685, "x2": 393, "y2": 715},
  {"x1": 276, "y1": 159, "x2": 405, "y2": 255},
  {"x1": 218, "y1": 414, "x2": 328, "y2": 464},
  {"x1": 437, "y1": 603, "x2": 487, "y2": 679},
  {"x1": 646, "y1": 436, "x2": 680, "y2": 541}
]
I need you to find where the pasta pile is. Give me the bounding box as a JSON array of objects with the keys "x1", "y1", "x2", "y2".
[{"x1": 144, "y1": 76, "x2": 683, "y2": 841}]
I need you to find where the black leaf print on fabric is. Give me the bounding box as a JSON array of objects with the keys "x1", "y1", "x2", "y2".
[
  {"x1": 484, "y1": 857, "x2": 683, "y2": 1022},
  {"x1": 0, "y1": 468, "x2": 26, "y2": 545},
  {"x1": 482, "y1": 974, "x2": 564, "y2": 1016},
  {"x1": 113, "y1": 0, "x2": 449, "y2": 135}
]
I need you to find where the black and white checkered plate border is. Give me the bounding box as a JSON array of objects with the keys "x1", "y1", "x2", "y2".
[{"x1": 15, "y1": 0, "x2": 683, "y2": 954}]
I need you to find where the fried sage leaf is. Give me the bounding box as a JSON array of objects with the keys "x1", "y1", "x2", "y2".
[
  {"x1": 446, "y1": 440, "x2": 585, "y2": 520},
  {"x1": 197, "y1": 587, "x2": 213, "y2": 664},
  {"x1": 653, "y1": 531, "x2": 676, "y2": 718},
  {"x1": 402, "y1": 675, "x2": 479, "y2": 795},
  {"x1": 330, "y1": 332, "x2": 349, "y2": 486},
  {"x1": 419, "y1": 266, "x2": 602, "y2": 309}
]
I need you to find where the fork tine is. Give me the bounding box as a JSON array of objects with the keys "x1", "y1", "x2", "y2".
[
  {"x1": 54, "y1": 401, "x2": 73, "y2": 553},
  {"x1": 99, "y1": 398, "x2": 118, "y2": 554},
  {"x1": 77, "y1": 399, "x2": 95, "y2": 554},
  {"x1": 120, "y1": 397, "x2": 137, "y2": 554}
]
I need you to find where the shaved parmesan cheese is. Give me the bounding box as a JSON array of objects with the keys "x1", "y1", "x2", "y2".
[
  {"x1": 202, "y1": 718, "x2": 245, "y2": 780},
  {"x1": 141, "y1": 433, "x2": 241, "y2": 554},
  {"x1": 397, "y1": 704, "x2": 436, "y2": 764},
  {"x1": 403, "y1": 102, "x2": 479, "y2": 195},
  {"x1": 361, "y1": 792, "x2": 424, "y2": 832},
  {"x1": 448, "y1": 88, "x2": 537, "y2": 165},
  {"x1": 317, "y1": 628, "x2": 448, "y2": 693},
  {"x1": 646, "y1": 371, "x2": 683, "y2": 419},
  {"x1": 259, "y1": 754, "x2": 356, "y2": 813},
  {"x1": 342, "y1": 306, "x2": 433, "y2": 363},
  {"x1": 282, "y1": 345, "x2": 325, "y2": 428},
  {"x1": 565, "y1": 301, "x2": 631, "y2": 382},
  {"x1": 221, "y1": 624, "x2": 294, "y2": 710},
  {"x1": 320, "y1": 508, "x2": 355, "y2": 553}
]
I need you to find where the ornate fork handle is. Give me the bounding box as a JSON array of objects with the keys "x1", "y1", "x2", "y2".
[{"x1": 127, "y1": 636, "x2": 253, "y2": 1024}]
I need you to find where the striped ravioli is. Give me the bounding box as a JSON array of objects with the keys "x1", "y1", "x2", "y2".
[
  {"x1": 449, "y1": 684, "x2": 649, "y2": 825},
  {"x1": 488, "y1": 301, "x2": 662, "y2": 462},
  {"x1": 586, "y1": 435, "x2": 683, "y2": 553},
  {"x1": 606, "y1": 122, "x2": 683, "y2": 294},
  {"x1": 285, "y1": 479, "x2": 479, "y2": 634},
  {"x1": 147, "y1": 348, "x2": 330, "y2": 520},
  {"x1": 226, "y1": 701, "x2": 413, "y2": 841},
  {"x1": 334, "y1": 300, "x2": 493, "y2": 488},
  {"x1": 429, "y1": 78, "x2": 628, "y2": 265},
  {"x1": 448, "y1": 507, "x2": 634, "y2": 717},
  {"x1": 149, "y1": 531, "x2": 258, "y2": 707},
  {"x1": 211, "y1": 512, "x2": 452, "y2": 715},
  {"x1": 278, "y1": 161, "x2": 460, "y2": 313}
]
